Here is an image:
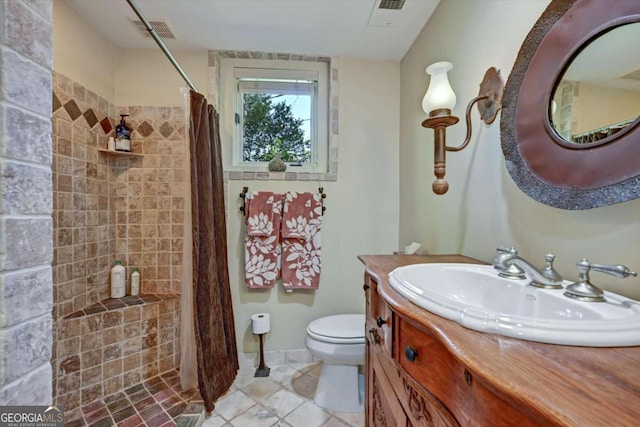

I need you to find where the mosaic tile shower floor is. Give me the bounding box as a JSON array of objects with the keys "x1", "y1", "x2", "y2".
[
  {"x1": 66, "y1": 362, "x2": 364, "y2": 426},
  {"x1": 66, "y1": 369, "x2": 202, "y2": 427}
]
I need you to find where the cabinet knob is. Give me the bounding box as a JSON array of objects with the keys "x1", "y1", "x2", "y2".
[
  {"x1": 404, "y1": 346, "x2": 418, "y2": 363},
  {"x1": 363, "y1": 283, "x2": 370, "y2": 291},
  {"x1": 376, "y1": 316, "x2": 387, "y2": 327}
]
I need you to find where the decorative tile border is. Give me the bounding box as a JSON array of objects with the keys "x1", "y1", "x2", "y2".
[{"x1": 208, "y1": 50, "x2": 339, "y2": 182}]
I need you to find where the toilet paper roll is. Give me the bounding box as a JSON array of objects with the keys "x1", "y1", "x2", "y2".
[{"x1": 251, "y1": 313, "x2": 271, "y2": 335}]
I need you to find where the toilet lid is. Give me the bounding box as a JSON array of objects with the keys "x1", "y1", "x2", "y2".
[{"x1": 307, "y1": 314, "x2": 365, "y2": 344}]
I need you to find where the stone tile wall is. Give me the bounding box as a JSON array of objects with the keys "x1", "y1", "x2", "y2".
[
  {"x1": 51, "y1": 73, "x2": 186, "y2": 410},
  {"x1": 0, "y1": 0, "x2": 55, "y2": 405},
  {"x1": 111, "y1": 105, "x2": 187, "y2": 295},
  {"x1": 52, "y1": 71, "x2": 115, "y2": 320},
  {"x1": 55, "y1": 295, "x2": 180, "y2": 411}
]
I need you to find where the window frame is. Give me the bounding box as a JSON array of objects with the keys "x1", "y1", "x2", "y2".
[{"x1": 221, "y1": 58, "x2": 329, "y2": 174}]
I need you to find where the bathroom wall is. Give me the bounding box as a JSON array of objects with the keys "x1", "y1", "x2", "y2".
[
  {"x1": 399, "y1": 0, "x2": 640, "y2": 299},
  {"x1": 572, "y1": 84, "x2": 640, "y2": 134},
  {"x1": 0, "y1": 0, "x2": 54, "y2": 404},
  {"x1": 226, "y1": 58, "x2": 401, "y2": 352},
  {"x1": 52, "y1": 0, "x2": 208, "y2": 107},
  {"x1": 53, "y1": 0, "x2": 116, "y2": 102},
  {"x1": 115, "y1": 49, "x2": 208, "y2": 107}
]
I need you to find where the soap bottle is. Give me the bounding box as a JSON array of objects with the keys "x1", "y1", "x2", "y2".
[
  {"x1": 110, "y1": 260, "x2": 126, "y2": 298},
  {"x1": 131, "y1": 267, "x2": 140, "y2": 296},
  {"x1": 115, "y1": 114, "x2": 131, "y2": 152},
  {"x1": 108, "y1": 136, "x2": 115, "y2": 151}
]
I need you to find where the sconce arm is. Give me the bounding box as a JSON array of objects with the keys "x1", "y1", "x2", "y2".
[{"x1": 445, "y1": 94, "x2": 490, "y2": 152}]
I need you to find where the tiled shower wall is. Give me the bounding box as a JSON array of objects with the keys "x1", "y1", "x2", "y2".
[
  {"x1": 51, "y1": 71, "x2": 186, "y2": 410},
  {"x1": 52, "y1": 71, "x2": 115, "y2": 319}
]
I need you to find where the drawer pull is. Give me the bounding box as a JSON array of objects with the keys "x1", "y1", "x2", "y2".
[
  {"x1": 376, "y1": 316, "x2": 387, "y2": 327},
  {"x1": 405, "y1": 346, "x2": 418, "y2": 362},
  {"x1": 363, "y1": 283, "x2": 370, "y2": 291}
]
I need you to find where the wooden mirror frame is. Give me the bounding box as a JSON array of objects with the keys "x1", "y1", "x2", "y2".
[{"x1": 501, "y1": 0, "x2": 640, "y2": 210}]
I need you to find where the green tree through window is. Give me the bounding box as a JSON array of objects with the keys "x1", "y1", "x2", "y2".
[{"x1": 242, "y1": 93, "x2": 311, "y2": 163}]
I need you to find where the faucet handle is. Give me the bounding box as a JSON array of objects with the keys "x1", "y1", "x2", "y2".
[
  {"x1": 565, "y1": 259, "x2": 637, "y2": 303},
  {"x1": 589, "y1": 262, "x2": 637, "y2": 279},
  {"x1": 541, "y1": 253, "x2": 563, "y2": 282}
]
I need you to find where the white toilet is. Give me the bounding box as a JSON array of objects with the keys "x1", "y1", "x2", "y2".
[{"x1": 305, "y1": 314, "x2": 366, "y2": 413}]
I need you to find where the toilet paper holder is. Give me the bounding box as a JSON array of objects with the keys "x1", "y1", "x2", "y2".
[
  {"x1": 254, "y1": 332, "x2": 270, "y2": 378},
  {"x1": 251, "y1": 313, "x2": 271, "y2": 377}
]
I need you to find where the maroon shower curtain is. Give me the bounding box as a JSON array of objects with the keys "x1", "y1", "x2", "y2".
[{"x1": 189, "y1": 90, "x2": 238, "y2": 412}]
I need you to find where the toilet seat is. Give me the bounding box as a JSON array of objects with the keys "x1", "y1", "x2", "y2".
[{"x1": 306, "y1": 314, "x2": 365, "y2": 344}]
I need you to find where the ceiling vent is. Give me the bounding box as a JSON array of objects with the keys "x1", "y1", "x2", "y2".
[
  {"x1": 130, "y1": 18, "x2": 176, "y2": 39},
  {"x1": 621, "y1": 68, "x2": 640, "y2": 81},
  {"x1": 379, "y1": 0, "x2": 405, "y2": 10}
]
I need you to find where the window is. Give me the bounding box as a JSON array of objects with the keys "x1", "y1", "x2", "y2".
[{"x1": 221, "y1": 58, "x2": 329, "y2": 173}]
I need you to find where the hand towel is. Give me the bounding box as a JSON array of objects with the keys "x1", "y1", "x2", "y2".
[
  {"x1": 245, "y1": 191, "x2": 275, "y2": 236},
  {"x1": 244, "y1": 192, "x2": 282, "y2": 288},
  {"x1": 281, "y1": 191, "x2": 323, "y2": 290}
]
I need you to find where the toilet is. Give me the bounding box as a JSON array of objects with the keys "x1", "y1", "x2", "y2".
[{"x1": 305, "y1": 314, "x2": 366, "y2": 413}]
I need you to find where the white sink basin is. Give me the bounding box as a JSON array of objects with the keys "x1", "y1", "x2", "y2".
[{"x1": 388, "y1": 263, "x2": 640, "y2": 347}]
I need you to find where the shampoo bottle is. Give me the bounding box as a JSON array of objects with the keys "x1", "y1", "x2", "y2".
[
  {"x1": 110, "y1": 260, "x2": 126, "y2": 298},
  {"x1": 108, "y1": 136, "x2": 115, "y2": 151},
  {"x1": 115, "y1": 114, "x2": 131, "y2": 152},
  {"x1": 131, "y1": 267, "x2": 140, "y2": 296}
]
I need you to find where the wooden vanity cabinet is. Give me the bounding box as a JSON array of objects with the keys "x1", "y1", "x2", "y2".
[
  {"x1": 361, "y1": 254, "x2": 640, "y2": 427},
  {"x1": 362, "y1": 255, "x2": 553, "y2": 427},
  {"x1": 365, "y1": 272, "x2": 460, "y2": 427},
  {"x1": 396, "y1": 317, "x2": 544, "y2": 427}
]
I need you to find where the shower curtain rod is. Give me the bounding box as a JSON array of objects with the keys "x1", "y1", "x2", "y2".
[{"x1": 125, "y1": 0, "x2": 199, "y2": 93}]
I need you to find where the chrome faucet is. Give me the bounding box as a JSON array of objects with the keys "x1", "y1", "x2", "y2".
[
  {"x1": 492, "y1": 246, "x2": 564, "y2": 289},
  {"x1": 564, "y1": 259, "x2": 637, "y2": 303}
]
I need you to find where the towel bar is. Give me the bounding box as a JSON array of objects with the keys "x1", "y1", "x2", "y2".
[{"x1": 239, "y1": 187, "x2": 327, "y2": 215}]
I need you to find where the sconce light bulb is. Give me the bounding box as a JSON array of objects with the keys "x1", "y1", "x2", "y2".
[{"x1": 422, "y1": 61, "x2": 457, "y2": 115}]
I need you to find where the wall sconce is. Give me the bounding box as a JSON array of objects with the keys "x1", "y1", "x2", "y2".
[{"x1": 421, "y1": 62, "x2": 504, "y2": 194}]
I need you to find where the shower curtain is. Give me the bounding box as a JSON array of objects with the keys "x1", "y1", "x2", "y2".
[{"x1": 187, "y1": 90, "x2": 238, "y2": 412}]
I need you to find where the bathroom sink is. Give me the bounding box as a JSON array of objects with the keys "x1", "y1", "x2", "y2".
[{"x1": 388, "y1": 263, "x2": 640, "y2": 347}]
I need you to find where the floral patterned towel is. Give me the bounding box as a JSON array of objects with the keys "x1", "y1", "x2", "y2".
[
  {"x1": 244, "y1": 192, "x2": 282, "y2": 288},
  {"x1": 245, "y1": 191, "x2": 276, "y2": 236},
  {"x1": 281, "y1": 192, "x2": 323, "y2": 290}
]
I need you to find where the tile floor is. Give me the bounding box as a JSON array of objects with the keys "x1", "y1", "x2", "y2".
[
  {"x1": 202, "y1": 362, "x2": 365, "y2": 427},
  {"x1": 66, "y1": 369, "x2": 202, "y2": 427},
  {"x1": 65, "y1": 362, "x2": 364, "y2": 426}
]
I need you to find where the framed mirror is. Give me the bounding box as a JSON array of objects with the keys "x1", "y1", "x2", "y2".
[{"x1": 501, "y1": 0, "x2": 640, "y2": 210}]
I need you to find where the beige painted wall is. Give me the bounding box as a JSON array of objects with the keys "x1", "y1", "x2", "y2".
[
  {"x1": 400, "y1": 0, "x2": 640, "y2": 300},
  {"x1": 114, "y1": 49, "x2": 208, "y2": 107},
  {"x1": 53, "y1": 0, "x2": 207, "y2": 106},
  {"x1": 573, "y1": 84, "x2": 640, "y2": 134},
  {"x1": 53, "y1": 0, "x2": 116, "y2": 102},
  {"x1": 227, "y1": 58, "x2": 401, "y2": 351}
]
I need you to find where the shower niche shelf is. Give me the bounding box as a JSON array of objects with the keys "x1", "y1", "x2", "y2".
[{"x1": 98, "y1": 148, "x2": 143, "y2": 158}]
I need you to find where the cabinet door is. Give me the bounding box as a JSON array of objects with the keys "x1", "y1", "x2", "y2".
[{"x1": 368, "y1": 347, "x2": 409, "y2": 427}]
